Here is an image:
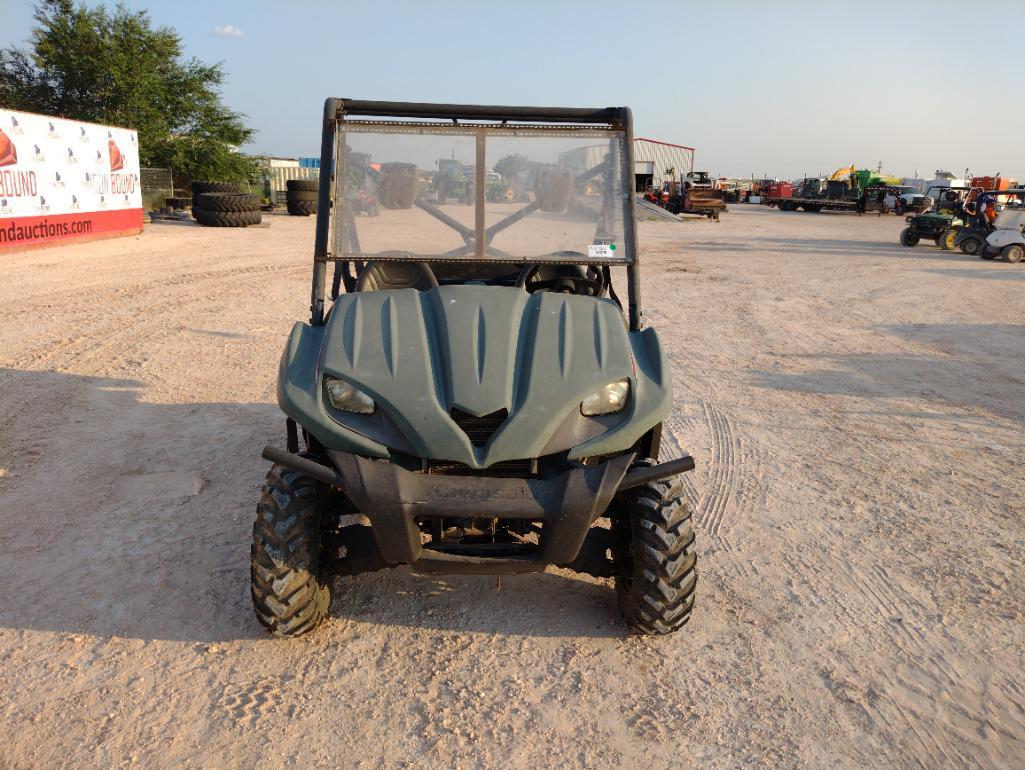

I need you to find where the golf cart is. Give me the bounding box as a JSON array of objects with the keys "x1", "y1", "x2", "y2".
[
  {"x1": 252, "y1": 99, "x2": 698, "y2": 637},
  {"x1": 973, "y1": 207, "x2": 1025, "y2": 263},
  {"x1": 954, "y1": 189, "x2": 1025, "y2": 257},
  {"x1": 899, "y1": 185, "x2": 970, "y2": 249}
]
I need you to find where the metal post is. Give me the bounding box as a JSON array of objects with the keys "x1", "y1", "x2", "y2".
[
  {"x1": 620, "y1": 107, "x2": 642, "y2": 331},
  {"x1": 311, "y1": 98, "x2": 338, "y2": 326},
  {"x1": 474, "y1": 130, "x2": 486, "y2": 257}
]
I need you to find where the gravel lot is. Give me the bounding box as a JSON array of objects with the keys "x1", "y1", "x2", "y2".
[{"x1": 1, "y1": 206, "x2": 1022, "y2": 768}]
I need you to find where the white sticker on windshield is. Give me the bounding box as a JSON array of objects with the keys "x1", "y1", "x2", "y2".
[{"x1": 588, "y1": 243, "x2": 617, "y2": 258}]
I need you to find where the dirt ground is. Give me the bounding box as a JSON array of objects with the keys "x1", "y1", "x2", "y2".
[{"x1": 1, "y1": 206, "x2": 1023, "y2": 768}]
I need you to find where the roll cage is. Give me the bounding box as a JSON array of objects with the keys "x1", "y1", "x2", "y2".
[{"x1": 309, "y1": 99, "x2": 642, "y2": 330}]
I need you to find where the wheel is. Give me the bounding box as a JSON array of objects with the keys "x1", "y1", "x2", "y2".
[
  {"x1": 164, "y1": 196, "x2": 190, "y2": 210},
  {"x1": 190, "y1": 179, "x2": 237, "y2": 193},
  {"x1": 251, "y1": 464, "x2": 331, "y2": 637},
  {"x1": 286, "y1": 179, "x2": 319, "y2": 192},
  {"x1": 193, "y1": 192, "x2": 261, "y2": 213},
  {"x1": 961, "y1": 238, "x2": 982, "y2": 256},
  {"x1": 1003, "y1": 244, "x2": 1024, "y2": 263},
  {"x1": 894, "y1": 198, "x2": 907, "y2": 215},
  {"x1": 192, "y1": 207, "x2": 262, "y2": 227},
  {"x1": 611, "y1": 474, "x2": 697, "y2": 634},
  {"x1": 900, "y1": 227, "x2": 920, "y2": 247},
  {"x1": 938, "y1": 228, "x2": 958, "y2": 250}
]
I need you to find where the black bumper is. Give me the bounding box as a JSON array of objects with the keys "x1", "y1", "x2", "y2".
[{"x1": 326, "y1": 450, "x2": 635, "y2": 574}]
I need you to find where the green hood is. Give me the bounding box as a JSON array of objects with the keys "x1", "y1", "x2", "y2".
[{"x1": 277, "y1": 285, "x2": 670, "y2": 468}]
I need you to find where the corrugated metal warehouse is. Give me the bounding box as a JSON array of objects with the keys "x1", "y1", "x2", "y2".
[
  {"x1": 633, "y1": 138, "x2": 695, "y2": 191},
  {"x1": 559, "y1": 138, "x2": 695, "y2": 192}
]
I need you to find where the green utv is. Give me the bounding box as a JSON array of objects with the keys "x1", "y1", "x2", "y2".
[
  {"x1": 899, "y1": 186, "x2": 970, "y2": 250},
  {"x1": 252, "y1": 99, "x2": 697, "y2": 637}
]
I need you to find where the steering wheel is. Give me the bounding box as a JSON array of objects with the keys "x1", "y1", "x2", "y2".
[{"x1": 515, "y1": 261, "x2": 604, "y2": 296}]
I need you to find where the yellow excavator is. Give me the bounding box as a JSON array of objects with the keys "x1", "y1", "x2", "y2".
[{"x1": 830, "y1": 165, "x2": 857, "y2": 181}]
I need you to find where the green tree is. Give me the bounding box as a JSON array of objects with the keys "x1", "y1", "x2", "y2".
[
  {"x1": 0, "y1": 0, "x2": 258, "y2": 182},
  {"x1": 493, "y1": 154, "x2": 529, "y2": 183}
]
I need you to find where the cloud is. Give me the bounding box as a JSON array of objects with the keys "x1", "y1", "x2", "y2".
[{"x1": 213, "y1": 25, "x2": 245, "y2": 38}]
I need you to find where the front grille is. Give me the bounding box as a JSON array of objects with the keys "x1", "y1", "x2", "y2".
[
  {"x1": 450, "y1": 407, "x2": 508, "y2": 447},
  {"x1": 424, "y1": 458, "x2": 534, "y2": 478}
]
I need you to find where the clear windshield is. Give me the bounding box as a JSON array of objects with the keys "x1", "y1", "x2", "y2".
[{"x1": 330, "y1": 121, "x2": 632, "y2": 264}]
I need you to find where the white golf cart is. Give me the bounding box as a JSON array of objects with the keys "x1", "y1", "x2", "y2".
[{"x1": 978, "y1": 208, "x2": 1025, "y2": 263}]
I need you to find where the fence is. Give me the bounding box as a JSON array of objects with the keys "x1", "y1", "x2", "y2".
[{"x1": 140, "y1": 167, "x2": 173, "y2": 210}]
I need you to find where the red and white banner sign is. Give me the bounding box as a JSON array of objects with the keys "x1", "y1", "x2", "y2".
[{"x1": 0, "y1": 108, "x2": 143, "y2": 251}]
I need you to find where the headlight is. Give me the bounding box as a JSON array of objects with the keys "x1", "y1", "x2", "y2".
[
  {"x1": 324, "y1": 376, "x2": 375, "y2": 414},
  {"x1": 580, "y1": 379, "x2": 630, "y2": 416}
]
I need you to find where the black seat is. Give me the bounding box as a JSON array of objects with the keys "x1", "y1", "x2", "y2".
[{"x1": 355, "y1": 260, "x2": 439, "y2": 292}]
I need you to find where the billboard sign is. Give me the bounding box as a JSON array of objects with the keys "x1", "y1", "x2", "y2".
[{"x1": 0, "y1": 108, "x2": 143, "y2": 251}]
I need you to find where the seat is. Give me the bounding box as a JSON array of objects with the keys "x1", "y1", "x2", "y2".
[{"x1": 355, "y1": 260, "x2": 439, "y2": 292}]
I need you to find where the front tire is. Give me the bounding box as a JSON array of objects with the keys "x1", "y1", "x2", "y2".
[
  {"x1": 961, "y1": 238, "x2": 982, "y2": 256},
  {"x1": 251, "y1": 464, "x2": 331, "y2": 637},
  {"x1": 612, "y1": 476, "x2": 697, "y2": 634},
  {"x1": 1003, "y1": 244, "x2": 1025, "y2": 263},
  {"x1": 900, "y1": 227, "x2": 920, "y2": 247}
]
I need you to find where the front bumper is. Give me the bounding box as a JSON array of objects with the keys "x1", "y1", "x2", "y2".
[{"x1": 326, "y1": 450, "x2": 635, "y2": 574}]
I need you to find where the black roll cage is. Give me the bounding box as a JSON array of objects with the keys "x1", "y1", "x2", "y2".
[{"x1": 309, "y1": 98, "x2": 642, "y2": 331}]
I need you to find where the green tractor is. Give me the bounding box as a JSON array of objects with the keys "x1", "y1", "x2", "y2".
[{"x1": 899, "y1": 186, "x2": 969, "y2": 250}]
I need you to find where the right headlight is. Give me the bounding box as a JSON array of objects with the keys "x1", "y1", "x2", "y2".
[
  {"x1": 324, "y1": 376, "x2": 375, "y2": 415},
  {"x1": 580, "y1": 379, "x2": 630, "y2": 416}
]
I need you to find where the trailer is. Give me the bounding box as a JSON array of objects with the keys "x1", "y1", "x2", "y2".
[
  {"x1": 764, "y1": 175, "x2": 894, "y2": 214},
  {"x1": 766, "y1": 193, "x2": 892, "y2": 214}
]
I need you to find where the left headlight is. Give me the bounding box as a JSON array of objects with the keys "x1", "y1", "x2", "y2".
[
  {"x1": 580, "y1": 379, "x2": 630, "y2": 416},
  {"x1": 324, "y1": 376, "x2": 375, "y2": 414}
]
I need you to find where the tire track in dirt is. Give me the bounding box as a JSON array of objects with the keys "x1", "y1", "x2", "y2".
[
  {"x1": 0, "y1": 263, "x2": 304, "y2": 452},
  {"x1": 211, "y1": 676, "x2": 303, "y2": 727},
  {"x1": 6, "y1": 263, "x2": 302, "y2": 373},
  {"x1": 661, "y1": 396, "x2": 768, "y2": 562},
  {"x1": 659, "y1": 411, "x2": 701, "y2": 511}
]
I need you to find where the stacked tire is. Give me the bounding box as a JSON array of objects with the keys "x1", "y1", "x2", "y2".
[
  {"x1": 190, "y1": 181, "x2": 261, "y2": 227},
  {"x1": 286, "y1": 180, "x2": 318, "y2": 217}
]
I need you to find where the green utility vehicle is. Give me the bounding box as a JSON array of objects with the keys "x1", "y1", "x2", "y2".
[
  {"x1": 251, "y1": 99, "x2": 698, "y2": 637},
  {"x1": 899, "y1": 186, "x2": 970, "y2": 249}
]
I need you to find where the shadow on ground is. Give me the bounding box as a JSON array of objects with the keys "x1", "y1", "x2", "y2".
[
  {"x1": 0, "y1": 369, "x2": 626, "y2": 644},
  {"x1": 747, "y1": 324, "x2": 1025, "y2": 425}
]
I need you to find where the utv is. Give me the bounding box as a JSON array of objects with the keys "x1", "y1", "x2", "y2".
[
  {"x1": 251, "y1": 99, "x2": 698, "y2": 637},
  {"x1": 899, "y1": 186, "x2": 970, "y2": 249}
]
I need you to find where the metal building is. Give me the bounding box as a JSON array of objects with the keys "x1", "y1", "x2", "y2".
[
  {"x1": 559, "y1": 138, "x2": 695, "y2": 193},
  {"x1": 633, "y1": 138, "x2": 695, "y2": 192}
]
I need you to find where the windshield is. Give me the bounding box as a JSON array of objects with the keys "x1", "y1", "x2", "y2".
[{"x1": 330, "y1": 121, "x2": 632, "y2": 264}]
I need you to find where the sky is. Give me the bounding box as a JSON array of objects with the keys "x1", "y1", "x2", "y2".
[{"x1": 2, "y1": 0, "x2": 1023, "y2": 181}]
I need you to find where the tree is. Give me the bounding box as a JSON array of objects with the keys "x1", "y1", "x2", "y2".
[
  {"x1": 0, "y1": 0, "x2": 258, "y2": 181},
  {"x1": 493, "y1": 154, "x2": 529, "y2": 183}
]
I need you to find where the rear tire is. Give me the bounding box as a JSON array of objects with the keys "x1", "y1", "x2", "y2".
[
  {"x1": 251, "y1": 464, "x2": 331, "y2": 637},
  {"x1": 937, "y1": 228, "x2": 957, "y2": 250},
  {"x1": 900, "y1": 227, "x2": 920, "y2": 247},
  {"x1": 612, "y1": 475, "x2": 697, "y2": 635},
  {"x1": 961, "y1": 238, "x2": 982, "y2": 256},
  {"x1": 1003, "y1": 244, "x2": 1024, "y2": 263}
]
